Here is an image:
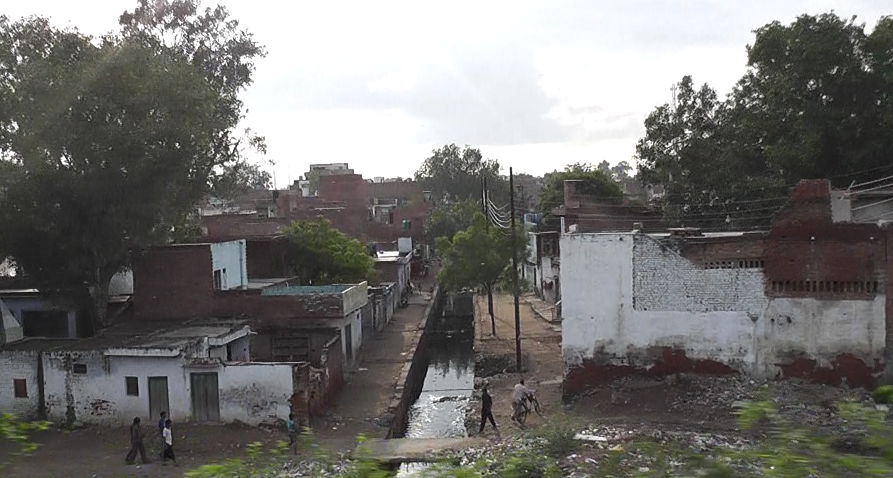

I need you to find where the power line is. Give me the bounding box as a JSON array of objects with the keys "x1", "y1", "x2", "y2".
[{"x1": 849, "y1": 174, "x2": 893, "y2": 190}]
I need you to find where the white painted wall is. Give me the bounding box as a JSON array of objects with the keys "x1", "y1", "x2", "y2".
[
  {"x1": 0, "y1": 350, "x2": 40, "y2": 418},
  {"x1": 561, "y1": 232, "x2": 887, "y2": 378},
  {"x1": 341, "y1": 309, "x2": 363, "y2": 365},
  {"x1": 218, "y1": 363, "x2": 294, "y2": 424},
  {"x1": 210, "y1": 240, "x2": 248, "y2": 290},
  {"x1": 41, "y1": 351, "x2": 295, "y2": 426}
]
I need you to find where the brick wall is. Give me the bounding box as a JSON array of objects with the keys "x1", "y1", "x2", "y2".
[
  {"x1": 633, "y1": 235, "x2": 767, "y2": 315},
  {"x1": 246, "y1": 238, "x2": 290, "y2": 279},
  {"x1": 765, "y1": 181, "x2": 886, "y2": 300},
  {"x1": 133, "y1": 245, "x2": 214, "y2": 320}
]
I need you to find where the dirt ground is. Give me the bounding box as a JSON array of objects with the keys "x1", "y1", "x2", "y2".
[
  {"x1": 0, "y1": 421, "x2": 286, "y2": 477},
  {"x1": 468, "y1": 292, "x2": 869, "y2": 444},
  {"x1": 469, "y1": 292, "x2": 565, "y2": 437}
]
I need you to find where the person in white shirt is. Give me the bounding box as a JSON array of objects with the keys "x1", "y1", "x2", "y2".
[
  {"x1": 511, "y1": 379, "x2": 529, "y2": 423},
  {"x1": 161, "y1": 419, "x2": 177, "y2": 465}
]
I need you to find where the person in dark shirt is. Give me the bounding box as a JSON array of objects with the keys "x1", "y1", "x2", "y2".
[
  {"x1": 157, "y1": 411, "x2": 168, "y2": 458},
  {"x1": 478, "y1": 386, "x2": 499, "y2": 435},
  {"x1": 125, "y1": 417, "x2": 149, "y2": 464}
]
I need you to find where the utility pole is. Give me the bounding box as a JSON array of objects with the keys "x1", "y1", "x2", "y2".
[{"x1": 510, "y1": 167, "x2": 522, "y2": 371}]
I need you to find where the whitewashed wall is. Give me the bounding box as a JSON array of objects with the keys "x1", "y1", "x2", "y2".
[
  {"x1": 218, "y1": 363, "x2": 295, "y2": 424},
  {"x1": 561, "y1": 233, "x2": 886, "y2": 378},
  {"x1": 41, "y1": 351, "x2": 295, "y2": 426},
  {"x1": 0, "y1": 350, "x2": 40, "y2": 418},
  {"x1": 341, "y1": 309, "x2": 363, "y2": 365},
  {"x1": 210, "y1": 240, "x2": 248, "y2": 290}
]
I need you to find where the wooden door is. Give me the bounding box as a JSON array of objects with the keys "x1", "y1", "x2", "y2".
[
  {"x1": 148, "y1": 377, "x2": 170, "y2": 421},
  {"x1": 190, "y1": 372, "x2": 220, "y2": 422}
]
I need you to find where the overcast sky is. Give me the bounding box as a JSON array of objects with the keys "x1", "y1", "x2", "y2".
[{"x1": 6, "y1": 1, "x2": 891, "y2": 184}]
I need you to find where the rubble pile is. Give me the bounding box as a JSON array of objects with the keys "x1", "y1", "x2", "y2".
[{"x1": 667, "y1": 374, "x2": 757, "y2": 413}]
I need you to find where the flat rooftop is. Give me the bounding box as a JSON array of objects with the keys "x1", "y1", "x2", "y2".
[
  {"x1": 261, "y1": 284, "x2": 357, "y2": 296},
  {"x1": 1, "y1": 319, "x2": 249, "y2": 353}
]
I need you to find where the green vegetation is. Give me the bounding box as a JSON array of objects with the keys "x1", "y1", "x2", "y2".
[
  {"x1": 425, "y1": 199, "x2": 480, "y2": 245},
  {"x1": 415, "y1": 144, "x2": 506, "y2": 204},
  {"x1": 872, "y1": 385, "x2": 893, "y2": 404},
  {"x1": 0, "y1": 0, "x2": 265, "y2": 330},
  {"x1": 636, "y1": 13, "x2": 893, "y2": 228},
  {"x1": 540, "y1": 163, "x2": 624, "y2": 214},
  {"x1": 284, "y1": 218, "x2": 375, "y2": 285},
  {"x1": 436, "y1": 213, "x2": 524, "y2": 335},
  {"x1": 1, "y1": 413, "x2": 49, "y2": 467}
]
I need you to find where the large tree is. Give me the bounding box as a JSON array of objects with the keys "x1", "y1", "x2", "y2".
[
  {"x1": 0, "y1": 2, "x2": 264, "y2": 330},
  {"x1": 283, "y1": 219, "x2": 375, "y2": 285},
  {"x1": 424, "y1": 199, "x2": 479, "y2": 246},
  {"x1": 415, "y1": 143, "x2": 507, "y2": 204},
  {"x1": 436, "y1": 213, "x2": 524, "y2": 335},
  {"x1": 540, "y1": 163, "x2": 624, "y2": 214},
  {"x1": 637, "y1": 13, "x2": 893, "y2": 229}
]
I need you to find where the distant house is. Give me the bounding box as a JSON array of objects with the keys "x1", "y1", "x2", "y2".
[{"x1": 374, "y1": 250, "x2": 413, "y2": 300}]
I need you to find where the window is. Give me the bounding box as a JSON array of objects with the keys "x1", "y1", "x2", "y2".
[
  {"x1": 73, "y1": 363, "x2": 87, "y2": 374},
  {"x1": 125, "y1": 377, "x2": 139, "y2": 396},
  {"x1": 213, "y1": 269, "x2": 223, "y2": 290},
  {"x1": 13, "y1": 379, "x2": 27, "y2": 398}
]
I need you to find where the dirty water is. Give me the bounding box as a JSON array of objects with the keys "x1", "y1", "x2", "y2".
[{"x1": 397, "y1": 307, "x2": 475, "y2": 476}]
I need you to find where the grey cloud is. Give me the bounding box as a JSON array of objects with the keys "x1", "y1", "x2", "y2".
[{"x1": 263, "y1": 44, "x2": 574, "y2": 145}]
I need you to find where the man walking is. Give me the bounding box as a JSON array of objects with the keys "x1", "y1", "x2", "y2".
[
  {"x1": 478, "y1": 386, "x2": 499, "y2": 436},
  {"x1": 161, "y1": 419, "x2": 177, "y2": 466},
  {"x1": 287, "y1": 413, "x2": 298, "y2": 455},
  {"x1": 125, "y1": 417, "x2": 149, "y2": 465},
  {"x1": 157, "y1": 411, "x2": 167, "y2": 458}
]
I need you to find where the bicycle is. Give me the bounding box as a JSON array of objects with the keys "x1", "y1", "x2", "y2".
[{"x1": 514, "y1": 390, "x2": 543, "y2": 426}]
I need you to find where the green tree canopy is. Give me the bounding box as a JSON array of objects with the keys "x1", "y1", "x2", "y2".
[
  {"x1": 540, "y1": 163, "x2": 624, "y2": 214},
  {"x1": 424, "y1": 199, "x2": 480, "y2": 245},
  {"x1": 415, "y1": 144, "x2": 507, "y2": 204},
  {"x1": 637, "y1": 13, "x2": 893, "y2": 229},
  {"x1": 436, "y1": 213, "x2": 526, "y2": 333},
  {"x1": 0, "y1": 3, "x2": 264, "y2": 330},
  {"x1": 284, "y1": 219, "x2": 374, "y2": 285}
]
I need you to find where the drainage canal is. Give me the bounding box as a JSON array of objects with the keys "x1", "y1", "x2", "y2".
[{"x1": 397, "y1": 293, "x2": 475, "y2": 476}]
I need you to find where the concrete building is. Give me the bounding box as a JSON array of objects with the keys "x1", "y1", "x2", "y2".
[
  {"x1": 374, "y1": 250, "x2": 413, "y2": 301},
  {"x1": 561, "y1": 180, "x2": 892, "y2": 394}
]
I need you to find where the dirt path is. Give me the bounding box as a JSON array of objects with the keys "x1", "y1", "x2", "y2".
[
  {"x1": 470, "y1": 292, "x2": 564, "y2": 437},
  {"x1": 1, "y1": 422, "x2": 285, "y2": 478}
]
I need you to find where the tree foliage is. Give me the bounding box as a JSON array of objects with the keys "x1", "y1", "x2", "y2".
[
  {"x1": 637, "y1": 13, "x2": 893, "y2": 228},
  {"x1": 436, "y1": 213, "x2": 517, "y2": 293},
  {"x1": 0, "y1": 2, "x2": 264, "y2": 330},
  {"x1": 415, "y1": 144, "x2": 507, "y2": 204},
  {"x1": 540, "y1": 163, "x2": 624, "y2": 214},
  {"x1": 210, "y1": 158, "x2": 273, "y2": 200},
  {"x1": 425, "y1": 199, "x2": 480, "y2": 245},
  {"x1": 284, "y1": 219, "x2": 374, "y2": 285}
]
